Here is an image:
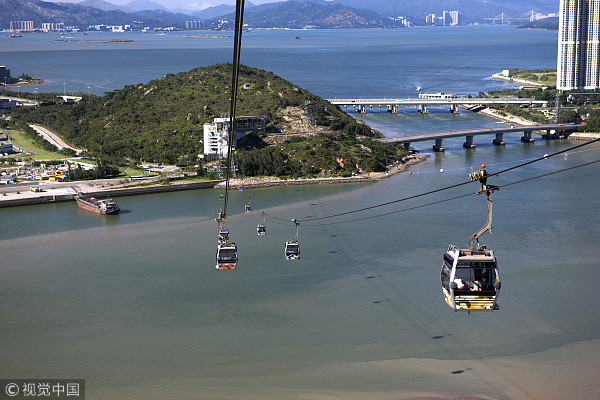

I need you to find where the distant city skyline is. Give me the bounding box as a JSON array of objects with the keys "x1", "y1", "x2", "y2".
[{"x1": 57, "y1": 0, "x2": 288, "y2": 12}]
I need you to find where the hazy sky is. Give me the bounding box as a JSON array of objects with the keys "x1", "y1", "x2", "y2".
[{"x1": 58, "y1": 0, "x2": 282, "y2": 11}]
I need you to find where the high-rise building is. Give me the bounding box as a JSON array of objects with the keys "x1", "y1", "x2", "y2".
[
  {"x1": 426, "y1": 14, "x2": 436, "y2": 25},
  {"x1": 10, "y1": 21, "x2": 34, "y2": 31},
  {"x1": 449, "y1": 11, "x2": 462, "y2": 26},
  {"x1": 186, "y1": 21, "x2": 203, "y2": 29},
  {"x1": 442, "y1": 11, "x2": 450, "y2": 26},
  {"x1": 557, "y1": 0, "x2": 600, "y2": 90}
]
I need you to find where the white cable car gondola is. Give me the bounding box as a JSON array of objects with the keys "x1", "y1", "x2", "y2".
[
  {"x1": 257, "y1": 211, "x2": 266, "y2": 236},
  {"x1": 216, "y1": 242, "x2": 238, "y2": 270},
  {"x1": 441, "y1": 245, "x2": 500, "y2": 312},
  {"x1": 441, "y1": 166, "x2": 501, "y2": 312},
  {"x1": 285, "y1": 241, "x2": 300, "y2": 260},
  {"x1": 285, "y1": 219, "x2": 300, "y2": 260}
]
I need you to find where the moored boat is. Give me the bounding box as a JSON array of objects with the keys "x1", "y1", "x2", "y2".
[{"x1": 75, "y1": 194, "x2": 120, "y2": 215}]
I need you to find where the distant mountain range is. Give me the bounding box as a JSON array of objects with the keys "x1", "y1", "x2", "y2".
[
  {"x1": 334, "y1": 0, "x2": 558, "y2": 23},
  {"x1": 192, "y1": 2, "x2": 256, "y2": 20},
  {"x1": 78, "y1": 0, "x2": 133, "y2": 13},
  {"x1": 205, "y1": 1, "x2": 400, "y2": 29},
  {"x1": 121, "y1": 0, "x2": 169, "y2": 12},
  {"x1": 0, "y1": 0, "x2": 560, "y2": 30},
  {"x1": 0, "y1": 0, "x2": 193, "y2": 29}
]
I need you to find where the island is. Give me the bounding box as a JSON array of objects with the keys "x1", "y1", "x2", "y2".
[{"x1": 1, "y1": 64, "x2": 422, "y2": 206}]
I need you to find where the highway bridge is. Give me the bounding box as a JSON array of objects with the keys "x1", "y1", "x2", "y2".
[
  {"x1": 377, "y1": 123, "x2": 583, "y2": 152},
  {"x1": 327, "y1": 97, "x2": 548, "y2": 114}
]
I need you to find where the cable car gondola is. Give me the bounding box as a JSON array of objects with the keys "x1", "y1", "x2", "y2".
[
  {"x1": 441, "y1": 245, "x2": 500, "y2": 311},
  {"x1": 257, "y1": 211, "x2": 266, "y2": 235},
  {"x1": 441, "y1": 166, "x2": 501, "y2": 312},
  {"x1": 245, "y1": 195, "x2": 252, "y2": 213},
  {"x1": 216, "y1": 242, "x2": 238, "y2": 270},
  {"x1": 285, "y1": 241, "x2": 300, "y2": 260},
  {"x1": 285, "y1": 219, "x2": 300, "y2": 260}
]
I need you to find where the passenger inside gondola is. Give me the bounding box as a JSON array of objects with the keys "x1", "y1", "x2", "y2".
[{"x1": 454, "y1": 262, "x2": 497, "y2": 292}]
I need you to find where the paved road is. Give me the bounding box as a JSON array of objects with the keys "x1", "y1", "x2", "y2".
[{"x1": 30, "y1": 125, "x2": 84, "y2": 154}]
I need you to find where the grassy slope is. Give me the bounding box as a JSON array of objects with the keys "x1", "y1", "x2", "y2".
[
  {"x1": 510, "y1": 68, "x2": 557, "y2": 86},
  {"x1": 6, "y1": 128, "x2": 65, "y2": 159}
]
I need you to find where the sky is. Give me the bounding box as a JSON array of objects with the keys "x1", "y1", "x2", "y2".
[{"x1": 57, "y1": 0, "x2": 282, "y2": 12}]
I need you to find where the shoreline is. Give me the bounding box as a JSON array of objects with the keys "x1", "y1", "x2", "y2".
[
  {"x1": 214, "y1": 154, "x2": 428, "y2": 189},
  {"x1": 489, "y1": 72, "x2": 545, "y2": 87},
  {"x1": 0, "y1": 154, "x2": 428, "y2": 208},
  {"x1": 469, "y1": 106, "x2": 538, "y2": 125},
  {"x1": 3, "y1": 78, "x2": 45, "y2": 87}
]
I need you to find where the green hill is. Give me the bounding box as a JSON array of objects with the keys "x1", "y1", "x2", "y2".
[{"x1": 11, "y1": 64, "x2": 402, "y2": 175}]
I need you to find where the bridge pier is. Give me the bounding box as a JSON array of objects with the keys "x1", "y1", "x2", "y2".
[
  {"x1": 542, "y1": 129, "x2": 563, "y2": 139},
  {"x1": 403, "y1": 142, "x2": 411, "y2": 152},
  {"x1": 449, "y1": 104, "x2": 460, "y2": 114},
  {"x1": 358, "y1": 105, "x2": 366, "y2": 114},
  {"x1": 492, "y1": 133, "x2": 506, "y2": 146},
  {"x1": 387, "y1": 105, "x2": 393, "y2": 113},
  {"x1": 463, "y1": 135, "x2": 476, "y2": 149},
  {"x1": 520, "y1": 131, "x2": 535, "y2": 142},
  {"x1": 418, "y1": 104, "x2": 428, "y2": 114},
  {"x1": 433, "y1": 138, "x2": 445, "y2": 152}
]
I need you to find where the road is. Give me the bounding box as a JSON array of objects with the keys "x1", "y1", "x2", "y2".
[{"x1": 30, "y1": 125, "x2": 84, "y2": 154}]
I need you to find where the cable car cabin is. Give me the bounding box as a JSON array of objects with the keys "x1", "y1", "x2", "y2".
[
  {"x1": 257, "y1": 223, "x2": 266, "y2": 236},
  {"x1": 245, "y1": 205, "x2": 252, "y2": 213},
  {"x1": 218, "y1": 229, "x2": 229, "y2": 242},
  {"x1": 285, "y1": 241, "x2": 300, "y2": 260},
  {"x1": 441, "y1": 245, "x2": 501, "y2": 312},
  {"x1": 216, "y1": 242, "x2": 238, "y2": 270}
]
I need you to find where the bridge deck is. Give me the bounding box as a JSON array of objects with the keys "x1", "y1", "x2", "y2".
[
  {"x1": 378, "y1": 124, "x2": 582, "y2": 144},
  {"x1": 327, "y1": 98, "x2": 547, "y2": 106}
]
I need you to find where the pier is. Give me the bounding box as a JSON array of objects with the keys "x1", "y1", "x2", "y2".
[
  {"x1": 327, "y1": 97, "x2": 547, "y2": 114},
  {"x1": 377, "y1": 123, "x2": 583, "y2": 152}
]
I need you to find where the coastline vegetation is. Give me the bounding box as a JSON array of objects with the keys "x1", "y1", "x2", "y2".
[
  {"x1": 235, "y1": 133, "x2": 405, "y2": 179},
  {"x1": 506, "y1": 68, "x2": 557, "y2": 86},
  {"x1": 480, "y1": 86, "x2": 600, "y2": 128}
]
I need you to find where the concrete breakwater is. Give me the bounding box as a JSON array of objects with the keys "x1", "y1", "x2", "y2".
[
  {"x1": 0, "y1": 154, "x2": 427, "y2": 208},
  {"x1": 0, "y1": 180, "x2": 222, "y2": 208}
]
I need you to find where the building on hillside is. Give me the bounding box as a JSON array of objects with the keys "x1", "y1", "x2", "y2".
[
  {"x1": 448, "y1": 11, "x2": 462, "y2": 26},
  {"x1": 41, "y1": 22, "x2": 65, "y2": 31},
  {"x1": 442, "y1": 11, "x2": 450, "y2": 26},
  {"x1": 0, "y1": 66, "x2": 12, "y2": 84},
  {"x1": 10, "y1": 21, "x2": 34, "y2": 31},
  {"x1": 0, "y1": 99, "x2": 17, "y2": 111},
  {"x1": 440, "y1": 11, "x2": 461, "y2": 26},
  {"x1": 557, "y1": 0, "x2": 600, "y2": 90},
  {"x1": 426, "y1": 14, "x2": 436, "y2": 25},
  {"x1": 0, "y1": 139, "x2": 14, "y2": 154},
  {"x1": 186, "y1": 21, "x2": 204, "y2": 29},
  {"x1": 203, "y1": 116, "x2": 267, "y2": 157}
]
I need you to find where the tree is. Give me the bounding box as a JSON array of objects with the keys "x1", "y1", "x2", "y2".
[
  {"x1": 584, "y1": 110, "x2": 600, "y2": 132},
  {"x1": 557, "y1": 109, "x2": 580, "y2": 124}
]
